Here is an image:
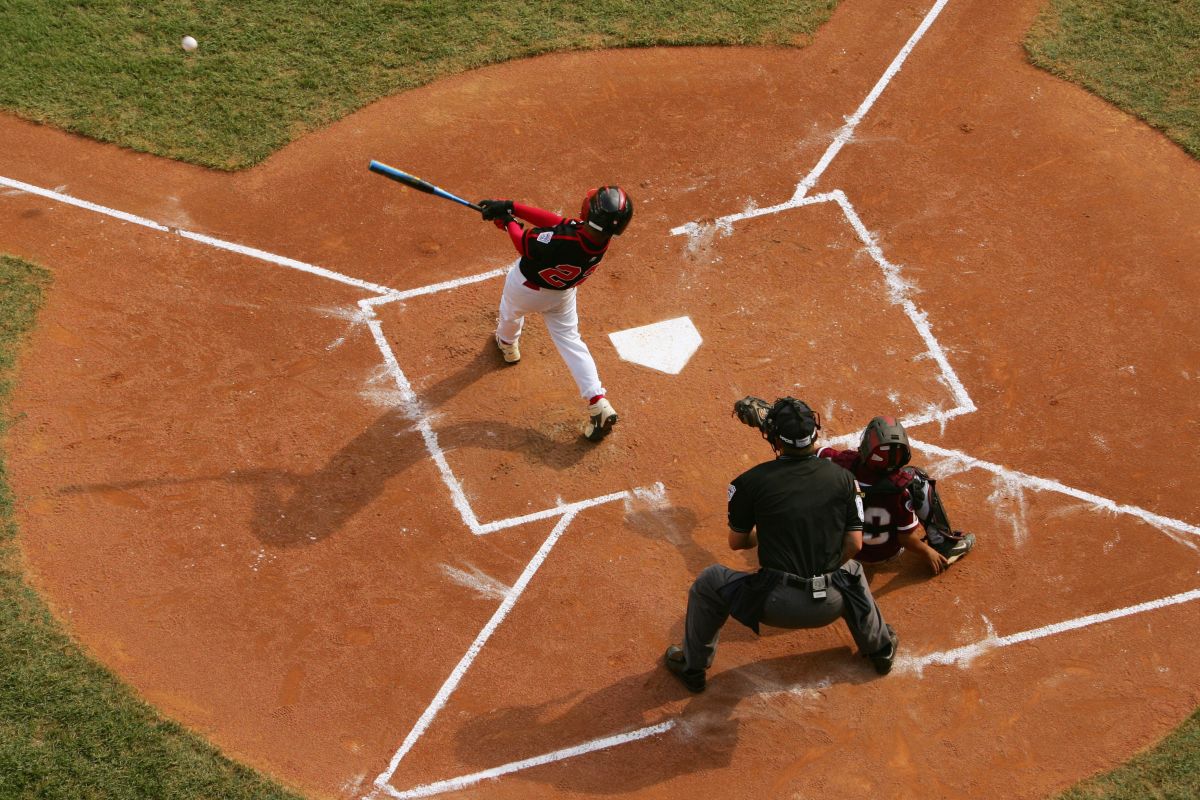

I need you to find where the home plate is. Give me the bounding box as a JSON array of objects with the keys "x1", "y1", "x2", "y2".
[{"x1": 608, "y1": 316, "x2": 702, "y2": 375}]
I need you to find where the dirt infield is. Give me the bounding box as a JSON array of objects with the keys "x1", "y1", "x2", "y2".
[{"x1": 3, "y1": 0, "x2": 1199, "y2": 798}]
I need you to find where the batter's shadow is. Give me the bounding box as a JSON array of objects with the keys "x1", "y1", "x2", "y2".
[
  {"x1": 450, "y1": 646, "x2": 876, "y2": 795},
  {"x1": 247, "y1": 406, "x2": 595, "y2": 545},
  {"x1": 60, "y1": 403, "x2": 595, "y2": 548}
]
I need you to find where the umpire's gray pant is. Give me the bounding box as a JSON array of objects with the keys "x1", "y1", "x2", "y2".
[{"x1": 681, "y1": 561, "x2": 890, "y2": 674}]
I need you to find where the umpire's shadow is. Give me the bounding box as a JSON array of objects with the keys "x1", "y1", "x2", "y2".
[{"x1": 451, "y1": 645, "x2": 876, "y2": 795}]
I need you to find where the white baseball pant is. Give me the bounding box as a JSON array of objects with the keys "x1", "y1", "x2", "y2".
[{"x1": 495, "y1": 265, "x2": 605, "y2": 401}]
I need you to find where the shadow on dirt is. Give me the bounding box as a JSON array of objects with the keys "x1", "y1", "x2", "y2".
[
  {"x1": 448, "y1": 646, "x2": 878, "y2": 795},
  {"x1": 58, "y1": 402, "x2": 597, "y2": 547},
  {"x1": 622, "y1": 502, "x2": 723, "y2": 575}
]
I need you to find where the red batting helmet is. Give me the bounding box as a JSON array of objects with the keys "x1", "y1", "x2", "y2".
[
  {"x1": 581, "y1": 186, "x2": 633, "y2": 236},
  {"x1": 858, "y1": 416, "x2": 912, "y2": 472}
]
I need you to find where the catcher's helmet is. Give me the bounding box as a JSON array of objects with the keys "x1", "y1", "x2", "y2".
[
  {"x1": 765, "y1": 397, "x2": 821, "y2": 450},
  {"x1": 581, "y1": 186, "x2": 633, "y2": 236},
  {"x1": 858, "y1": 416, "x2": 911, "y2": 472}
]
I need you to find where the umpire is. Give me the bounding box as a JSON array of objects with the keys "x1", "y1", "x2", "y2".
[{"x1": 664, "y1": 398, "x2": 898, "y2": 692}]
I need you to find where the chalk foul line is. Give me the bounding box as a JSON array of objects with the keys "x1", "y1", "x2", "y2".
[
  {"x1": 0, "y1": 174, "x2": 400, "y2": 296},
  {"x1": 909, "y1": 438, "x2": 1200, "y2": 542},
  {"x1": 907, "y1": 586, "x2": 1200, "y2": 674},
  {"x1": 793, "y1": 0, "x2": 952, "y2": 200},
  {"x1": 669, "y1": 0, "x2": 952, "y2": 239}
]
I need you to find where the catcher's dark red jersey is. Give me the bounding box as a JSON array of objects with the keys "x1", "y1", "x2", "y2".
[{"x1": 817, "y1": 447, "x2": 919, "y2": 562}]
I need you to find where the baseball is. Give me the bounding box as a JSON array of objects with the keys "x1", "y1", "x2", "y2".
[{"x1": 181, "y1": 35, "x2": 198, "y2": 52}]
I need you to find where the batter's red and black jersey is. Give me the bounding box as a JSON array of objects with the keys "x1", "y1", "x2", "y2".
[
  {"x1": 817, "y1": 447, "x2": 919, "y2": 563},
  {"x1": 517, "y1": 219, "x2": 609, "y2": 290}
]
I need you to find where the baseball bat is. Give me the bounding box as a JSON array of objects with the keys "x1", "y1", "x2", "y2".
[{"x1": 368, "y1": 160, "x2": 482, "y2": 212}]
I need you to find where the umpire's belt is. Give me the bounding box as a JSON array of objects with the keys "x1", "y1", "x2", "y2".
[{"x1": 777, "y1": 570, "x2": 834, "y2": 600}]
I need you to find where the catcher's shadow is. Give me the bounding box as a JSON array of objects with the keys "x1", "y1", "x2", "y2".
[
  {"x1": 862, "y1": 557, "x2": 938, "y2": 599},
  {"x1": 449, "y1": 645, "x2": 874, "y2": 795}
]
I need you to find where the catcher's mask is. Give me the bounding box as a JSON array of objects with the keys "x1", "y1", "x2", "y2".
[
  {"x1": 765, "y1": 397, "x2": 821, "y2": 450},
  {"x1": 581, "y1": 186, "x2": 633, "y2": 236},
  {"x1": 858, "y1": 416, "x2": 911, "y2": 471}
]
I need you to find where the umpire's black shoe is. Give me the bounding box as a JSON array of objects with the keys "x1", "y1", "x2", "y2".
[
  {"x1": 664, "y1": 645, "x2": 706, "y2": 693},
  {"x1": 870, "y1": 625, "x2": 899, "y2": 676}
]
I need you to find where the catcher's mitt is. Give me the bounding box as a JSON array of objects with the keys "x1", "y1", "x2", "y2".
[{"x1": 732, "y1": 396, "x2": 772, "y2": 433}]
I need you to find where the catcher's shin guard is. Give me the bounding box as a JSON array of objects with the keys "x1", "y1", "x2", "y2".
[{"x1": 908, "y1": 467, "x2": 954, "y2": 539}]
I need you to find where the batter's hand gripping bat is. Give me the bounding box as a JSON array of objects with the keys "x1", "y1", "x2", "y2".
[{"x1": 368, "y1": 160, "x2": 482, "y2": 212}]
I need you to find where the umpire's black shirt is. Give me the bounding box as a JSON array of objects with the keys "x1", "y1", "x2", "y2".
[{"x1": 727, "y1": 454, "x2": 864, "y2": 577}]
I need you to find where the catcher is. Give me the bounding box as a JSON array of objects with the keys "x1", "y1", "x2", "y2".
[{"x1": 733, "y1": 398, "x2": 976, "y2": 576}]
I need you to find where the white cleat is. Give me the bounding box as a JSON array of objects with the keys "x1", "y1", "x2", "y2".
[
  {"x1": 496, "y1": 336, "x2": 520, "y2": 364},
  {"x1": 582, "y1": 398, "x2": 618, "y2": 442}
]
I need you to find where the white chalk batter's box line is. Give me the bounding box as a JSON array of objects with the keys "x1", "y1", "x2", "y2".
[{"x1": 359, "y1": 187, "x2": 979, "y2": 539}]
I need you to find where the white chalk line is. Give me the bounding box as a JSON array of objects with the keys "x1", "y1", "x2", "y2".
[
  {"x1": 365, "y1": 315, "x2": 484, "y2": 532},
  {"x1": 438, "y1": 564, "x2": 511, "y2": 601},
  {"x1": 831, "y1": 190, "x2": 976, "y2": 414},
  {"x1": 371, "y1": 508, "x2": 583, "y2": 793},
  {"x1": 362, "y1": 265, "x2": 511, "y2": 307},
  {"x1": 909, "y1": 438, "x2": 1200, "y2": 543},
  {"x1": 667, "y1": 190, "x2": 836, "y2": 237},
  {"x1": 376, "y1": 721, "x2": 677, "y2": 800},
  {"x1": 907, "y1": 587, "x2": 1200, "y2": 673},
  {"x1": 0, "y1": 174, "x2": 399, "y2": 296},
  {"x1": 373, "y1": 586, "x2": 1199, "y2": 800},
  {"x1": 365, "y1": 297, "x2": 660, "y2": 535},
  {"x1": 792, "y1": 0, "x2": 952, "y2": 201},
  {"x1": 668, "y1": 0, "x2": 951, "y2": 239}
]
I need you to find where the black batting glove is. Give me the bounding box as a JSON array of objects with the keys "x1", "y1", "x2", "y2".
[{"x1": 479, "y1": 199, "x2": 514, "y2": 221}]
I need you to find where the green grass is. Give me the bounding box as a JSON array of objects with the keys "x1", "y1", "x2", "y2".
[
  {"x1": 1026, "y1": 0, "x2": 1200, "y2": 158},
  {"x1": 0, "y1": 0, "x2": 838, "y2": 170},
  {"x1": 0, "y1": 255, "x2": 302, "y2": 800},
  {"x1": 1056, "y1": 709, "x2": 1200, "y2": 800}
]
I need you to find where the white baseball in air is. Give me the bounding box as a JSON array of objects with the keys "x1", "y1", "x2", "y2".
[{"x1": 181, "y1": 35, "x2": 198, "y2": 52}]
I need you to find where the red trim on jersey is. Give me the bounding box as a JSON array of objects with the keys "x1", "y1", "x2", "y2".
[
  {"x1": 503, "y1": 220, "x2": 525, "y2": 255},
  {"x1": 513, "y1": 202, "x2": 563, "y2": 228}
]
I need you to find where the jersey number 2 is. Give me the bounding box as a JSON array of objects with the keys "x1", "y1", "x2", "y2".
[{"x1": 538, "y1": 263, "x2": 597, "y2": 288}]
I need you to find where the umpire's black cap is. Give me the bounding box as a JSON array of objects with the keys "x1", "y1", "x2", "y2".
[{"x1": 767, "y1": 398, "x2": 820, "y2": 448}]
